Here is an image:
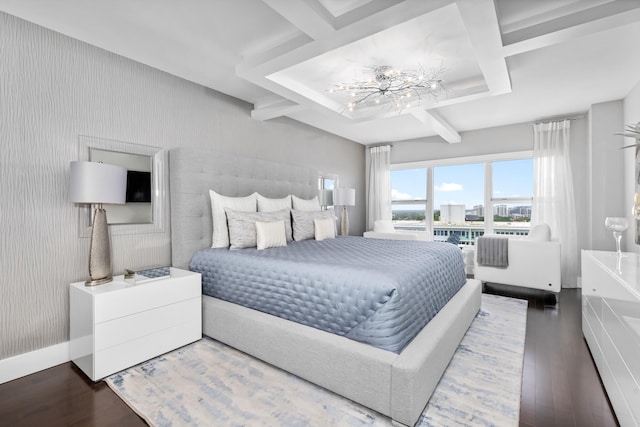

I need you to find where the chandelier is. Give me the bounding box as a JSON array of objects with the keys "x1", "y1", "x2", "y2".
[{"x1": 328, "y1": 65, "x2": 446, "y2": 112}]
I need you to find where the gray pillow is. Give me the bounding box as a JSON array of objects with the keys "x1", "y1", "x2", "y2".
[
  {"x1": 291, "y1": 209, "x2": 335, "y2": 241},
  {"x1": 225, "y1": 208, "x2": 292, "y2": 249}
]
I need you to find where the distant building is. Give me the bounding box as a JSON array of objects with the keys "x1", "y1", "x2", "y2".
[
  {"x1": 473, "y1": 204, "x2": 484, "y2": 217},
  {"x1": 510, "y1": 206, "x2": 531, "y2": 217},
  {"x1": 440, "y1": 204, "x2": 465, "y2": 224},
  {"x1": 494, "y1": 204, "x2": 508, "y2": 217}
]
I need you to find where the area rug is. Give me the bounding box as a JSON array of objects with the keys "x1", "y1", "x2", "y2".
[{"x1": 106, "y1": 294, "x2": 527, "y2": 427}]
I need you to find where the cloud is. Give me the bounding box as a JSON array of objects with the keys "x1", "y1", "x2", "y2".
[
  {"x1": 392, "y1": 189, "x2": 413, "y2": 200},
  {"x1": 435, "y1": 182, "x2": 463, "y2": 192}
]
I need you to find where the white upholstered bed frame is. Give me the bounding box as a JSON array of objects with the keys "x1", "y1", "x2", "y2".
[{"x1": 169, "y1": 147, "x2": 482, "y2": 426}]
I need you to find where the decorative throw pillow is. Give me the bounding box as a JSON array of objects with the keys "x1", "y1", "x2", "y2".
[
  {"x1": 291, "y1": 209, "x2": 335, "y2": 241},
  {"x1": 256, "y1": 220, "x2": 287, "y2": 250},
  {"x1": 257, "y1": 194, "x2": 292, "y2": 212},
  {"x1": 226, "y1": 209, "x2": 292, "y2": 249},
  {"x1": 314, "y1": 218, "x2": 335, "y2": 241},
  {"x1": 292, "y1": 195, "x2": 321, "y2": 211},
  {"x1": 209, "y1": 190, "x2": 257, "y2": 248}
]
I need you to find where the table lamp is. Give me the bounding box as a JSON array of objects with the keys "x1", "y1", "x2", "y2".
[
  {"x1": 70, "y1": 161, "x2": 127, "y2": 285},
  {"x1": 334, "y1": 188, "x2": 355, "y2": 236}
]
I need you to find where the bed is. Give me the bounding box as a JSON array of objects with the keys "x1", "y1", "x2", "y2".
[{"x1": 169, "y1": 147, "x2": 482, "y2": 426}]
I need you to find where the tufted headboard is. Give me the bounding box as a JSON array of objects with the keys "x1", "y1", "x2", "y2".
[{"x1": 169, "y1": 147, "x2": 318, "y2": 269}]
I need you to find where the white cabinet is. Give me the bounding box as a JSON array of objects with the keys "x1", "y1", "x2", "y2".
[
  {"x1": 582, "y1": 250, "x2": 640, "y2": 427},
  {"x1": 70, "y1": 267, "x2": 202, "y2": 381}
]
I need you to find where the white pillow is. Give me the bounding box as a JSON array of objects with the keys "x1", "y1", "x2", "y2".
[
  {"x1": 291, "y1": 209, "x2": 335, "y2": 241},
  {"x1": 257, "y1": 194, "x2": 292, "y2": 212},
  {"x1": 292, "y1": 195, "x2": 321, "y2": 211},
  {"x1": 373, "y1": 220, "x2": 395, "y2": 233},
  {"x1": 209, "y1": 190, "x2": 257, "y2": 248},
  {"x1": 314, "y1": 218, "x2": 335, "y2": 241},
  {"x1": 256, "y1": 220, "x2": 287, "y2": 250},
  {"x1": 226, "y1": 208, "x2": 293, "y2": 249}
]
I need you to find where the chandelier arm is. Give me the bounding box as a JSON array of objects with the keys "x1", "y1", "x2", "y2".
[
  {"x1": 351, "y1": 91, "x2": 385, "y2": 106},
  {"x1": 330, "y1": 64, "x2": 448, "y2": 111}
]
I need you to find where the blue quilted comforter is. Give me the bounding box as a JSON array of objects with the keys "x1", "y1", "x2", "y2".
[{"x1": 190, "y1": 236, "x2": 466, "y2": 353}]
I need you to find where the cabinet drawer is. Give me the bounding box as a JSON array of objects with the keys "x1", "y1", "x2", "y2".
[
  {"x1": 583, "y1": 311, "x2": 602, "y2": 369},
  {"x1": 95, "y1": 297, "x2": 201, "y2": 351},
  {"x1": 601, "y1": 328, "x2": 640, "y2": 427},
  {"x1": 94, "y1": 318, "x2": 202, "y2": 380},
  {"x1": 94, "y1": 274, "x2": 200, "y2": 323}
]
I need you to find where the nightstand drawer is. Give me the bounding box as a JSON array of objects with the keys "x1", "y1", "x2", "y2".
[
  {"x1": 95, "y1": 297, "x2": 201, "y2": 351},
  {"x1": 94, "y1": 318, "x2": 202, "y2": 380},
  {"x1": 94, "y1": 274, "x2": 200, "y2": 323}
]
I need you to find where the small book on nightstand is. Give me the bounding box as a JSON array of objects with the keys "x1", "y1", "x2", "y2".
[{"x1": 124, "y1": 266, "x2": 171, "y2": 284}]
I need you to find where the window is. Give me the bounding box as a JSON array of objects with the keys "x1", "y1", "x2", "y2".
[
  {"x1": 489, "y1": 158, "x2": 533, "y2": 236},
  {"x1": 391, "y1": 168, "x2": 427, "y2": 231},
  {"x1": 434, "y1": 163, "x2": 484, "y2": 225},
  {"x1": 391, "y1": 153, "x2": 533, "y2": 244}
]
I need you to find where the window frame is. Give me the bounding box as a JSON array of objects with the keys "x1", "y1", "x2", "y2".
[{"x1": 391, "y1": 151, "x2": 533, "y2": 241}]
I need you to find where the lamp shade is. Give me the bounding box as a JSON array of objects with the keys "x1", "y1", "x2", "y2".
[
  {"x1": 334, "y1": 188, "x2": 355, "y2": 206},
  {"x1": 318, "y1": 189, "x2": 333, "y2": 206},
  {"x1": 70, "y1": 161, "x2": 127, "y2": 204}
]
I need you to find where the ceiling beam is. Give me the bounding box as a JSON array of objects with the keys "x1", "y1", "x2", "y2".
[
  {"x1": 499, "y1": 0, "x2": 607, "y2": 34},
  {"x1": 239, "y1": 0, "x2": 454, "y2": 77},
  {"x1": 262, "y1": 0, "x2": 335, "y2": 40},
  {"x1": 502, "y1": 4, "x2": 640, "y2": 57},
  {"x1": 456, "y1": 0, "x2": 511, "y2": 96},
  {"x1": 251, "y1": 99, "x2": 304, "y2": 121},
  {"x1": 411, "y1": 110, "x2": 461, "y2": 144}
]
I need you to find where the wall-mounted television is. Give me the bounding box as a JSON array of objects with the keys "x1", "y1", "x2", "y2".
[{"x1": 126, "y1": 170, "x2": 151, "y2": 203}]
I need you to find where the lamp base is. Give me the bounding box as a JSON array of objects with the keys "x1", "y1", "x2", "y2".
[
  {"x1": 86, "y1": 206, "x2": 113, "y2": 286},
  {"x1": 340, "y1": 206, "x2": 350, "y2": 236},
  {"x1": 85, "y1": 276, "x2": 113, "y2": 287}
]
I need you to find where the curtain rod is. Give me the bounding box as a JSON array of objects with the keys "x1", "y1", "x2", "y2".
[{"x1": 533, "y1": 113, "x2": 586, "y2": 125}]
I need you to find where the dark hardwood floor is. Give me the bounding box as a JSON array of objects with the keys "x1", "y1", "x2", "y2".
[
  {"x1": 0, "y1": 287, "x2": 618, "y2": 427},
  {"x1": 483, "y1": 284, "x2": 618, "y2": 427}
]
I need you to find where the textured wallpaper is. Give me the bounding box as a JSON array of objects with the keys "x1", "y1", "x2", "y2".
[{"x1": 0, "y1": 11, "x2": 365, "y2": 359}]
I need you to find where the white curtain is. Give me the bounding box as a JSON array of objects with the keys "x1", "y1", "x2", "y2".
[
  {"x1": 367, "y1": 145, "x2": 392, "y2": 230},
  {"x1": 532, "y1": 119, "x2": 578, "y2": 287}
]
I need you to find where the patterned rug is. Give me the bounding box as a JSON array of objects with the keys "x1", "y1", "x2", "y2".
[{"x1": 106, "y1": 294, "x2": 527, "y2": 426}]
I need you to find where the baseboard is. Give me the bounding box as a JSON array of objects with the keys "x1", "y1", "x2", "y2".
[{"x1": 0, "y1": 341, "x2": 70, "y2": 384}]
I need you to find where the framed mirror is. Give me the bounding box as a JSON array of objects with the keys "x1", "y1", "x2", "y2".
[
  {"x1": 90, "y1": 148, "x2": 153, "y2": 224},
  {"x1": 77, "y1": 136, "x2": 167, "y2": 237}
]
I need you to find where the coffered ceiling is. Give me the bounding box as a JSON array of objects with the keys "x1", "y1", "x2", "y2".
[{"x1": 1, "y1": 0, "x2": 640, "y2": 144}]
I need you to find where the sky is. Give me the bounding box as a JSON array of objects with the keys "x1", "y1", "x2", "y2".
[{"x1": 391, "y1": 158, "x2": 533, "y2": 210}]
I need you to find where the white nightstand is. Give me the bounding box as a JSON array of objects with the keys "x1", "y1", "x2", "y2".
[{"x1": 70, "y1": 267, "x2": 202, "y2": 381}]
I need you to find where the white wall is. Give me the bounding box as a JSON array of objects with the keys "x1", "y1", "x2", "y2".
[
  {"x1": 0, "y1": 12, "x2": 365, "y2": 360},
  {"x1": 623, "y1": 80, "x2": 640, "y2": 253},
  {"x1": 587, "y1": 101, "x2": 626, "y2": 252}
]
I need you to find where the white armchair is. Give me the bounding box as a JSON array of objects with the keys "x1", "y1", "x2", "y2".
[
  {"x1": 474, "y1": 224, "x2": 561, "y2": 294},
  {"x1": 363, "y1": 220, "x2": 431, "y2": 241}
]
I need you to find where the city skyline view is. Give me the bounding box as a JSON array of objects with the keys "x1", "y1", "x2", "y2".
[{"x1": 391, "y1": 158, "x2": 534, "y2": 212}]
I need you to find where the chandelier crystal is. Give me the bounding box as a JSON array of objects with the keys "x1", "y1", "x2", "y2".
[{"x1": 328, "y1": 65, "x2": 446, "y2": 112}]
